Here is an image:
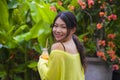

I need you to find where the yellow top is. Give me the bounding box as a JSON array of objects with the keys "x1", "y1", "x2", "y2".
[{"x1": 37, "y1": 50, "x2": 85, "y2": 80}]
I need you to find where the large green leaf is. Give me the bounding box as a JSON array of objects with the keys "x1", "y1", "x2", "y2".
[
  {"x1": 0, "y1": 0, "x2": 9, "y2": 31},
  {"x1": 13, "y1": 25, "x2": 28, "y2": 36},
  {"x1": 38, "y1": 31, "x2": 51, "y2": 48},
  {"x1": 25, "y1": 21, "x2": 51, "y2": 47},
  {"x1": 13, "y1": 32, "x2": 31, "y2": 43},
  {"x1": 28, "y1": 1, "x2": 56, "y2": 23}
]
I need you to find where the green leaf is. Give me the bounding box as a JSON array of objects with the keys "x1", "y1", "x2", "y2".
[
  {"x1": 38, "y1": 32, "x2": 51, "y2": 47},
  {"x1": 78, "y1": 32, "x2": 89, "y2": 42},
  {"x1": 28, "y1": 1, "x2": 56, "y2": 23},
  {"x1": 28, "y1": 61, "x2": 37, "y2": 68},
  {"x1": 56, "y1": 4, "x2": 66, "y2": 11},
  {"x1": 0, "y1": 0, "x2": 9, "y2": 31},
  {"x1": 32, "y1": 43, "x2": 42, "y2": 53},
  {"x1": 8, "y1": 0, "x2": 19, "y2": 9},
  {"x1": 14, "y1": 76, "x2": 23, "y2": 80},
  {"x1": 7, "y1": 26, "x2": 15, "y2": 36},
  {"x1": 13, "y1": 25, "x2": 28, "y2": 36},
  {"x1": 32, "y1": 21, "x2": 50, "y2": 37},
  {"x1": 13, "y1": 32, "x2": 31, "y2": 43},
  {"x1": 25, "y1": 21, "x2": 51, "y2": 46},
  {"x1": 28, "y1": 61, "x2": 37, "y2": 71},
  {"x1": 0, "y1": 71, "x2": 6, "y2": 78},
  {"x1": 70, "y1": 0, "x2": 78, "y2": 6},
  {"x1": 0, "y1": 30, "x2": 17, "y2": 48}
]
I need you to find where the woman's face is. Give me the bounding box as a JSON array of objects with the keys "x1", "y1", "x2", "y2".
[
  {"x1": 52, "y1": 17, "x2": 74, "y2": 42},
  {"x1": 52, "y1": 17, "x2": 67, "y2": 42}
]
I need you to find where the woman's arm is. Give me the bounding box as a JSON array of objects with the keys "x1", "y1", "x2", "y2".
[
  {"x1": 37, "y1": 57, "x2": 48, "y2": 79},
  {"x1": 37, "y1": 43, "x2": 64, "y2": 80}
]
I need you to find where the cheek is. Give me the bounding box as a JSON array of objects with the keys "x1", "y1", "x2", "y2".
[
  {"x1": 63, "y1": 29, "x2": 67, "y2": 35},
  {"x1": 52, "y1": 27, "x2": 55, "y2": 31}
]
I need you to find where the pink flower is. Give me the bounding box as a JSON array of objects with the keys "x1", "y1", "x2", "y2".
[
  {"x1": 112, "y1": 14, "x2": 117, "y2": 20},
  {"x1": 78, "y1": 0, "x2": 86, "y2": 9},
  {"x1": 108, "y1": 14, "x2": 117, "y2": 21},
  {"x1": 112, "y1": 64, "x2": 119, "y2": 71},
  {"x1": 97, "y1": 23, "x2": 102, "y2": 29},
  {"x1": 88, "y1": 0, "x2": 94, "y2": 8}
]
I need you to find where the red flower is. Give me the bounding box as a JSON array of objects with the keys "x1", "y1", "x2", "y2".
[
  {"x1": 108, "y1": 14, "x2": 117, "y2": 21},
  {"x1": 111, "y1": 55, "x2": 116, "y2": 61},
  {"x1": 87, "y1": 0, "x2": 94, "y2": 8},
  {"x1": 97, "y1": 51, "x2": 104, "y2": 57},
  {"x1": 99, "y1": 12, "x2": 105, "y2": 17},
  {"x1": 108, "y1": 41, "x2": 115, "y2": 48},
  {"x1": 50, "y1": 6, "x2": 57, "y2": 12},
  {"x1": 107, "y1": 49, "x2": 115, "y2": 56},
  {"x1": 102, "y1": 56, "x2": 107, "y2": 61},
  {"x1": 98, "y1": 40, "x2": 106, "y2": 46},
  {"x1": 97, "y1": 23, "x2": 102, "y2": 29},
  {"x1": 78, "y1": 0, "x2": 86, "y2": 9},
  {"x1": 58, "y1": 0, "x2": 62, "y2": 6},
  {"x1": 83, "y1": 36, "x2": 88, "y2": 42},
  {"x1": 112, "y1": 64, "x2": 119, "y2": 71},
  {"x1": 97, "y1": 51, "x2": 107, "y2": 61},
  {"x1": 110, "y1": 0, "x2": 113, "y2": 2},
  {"x1": 108, "y1": 34, "x2": 116, "y2": 39}
]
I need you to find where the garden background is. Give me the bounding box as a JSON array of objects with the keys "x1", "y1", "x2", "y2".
[{"x1": 0, "y1": 0, "x2": 120, "y2": 80}]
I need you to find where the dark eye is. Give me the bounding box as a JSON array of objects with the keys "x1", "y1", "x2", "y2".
[
  {"x1": 53, "y1": 24, "x2": 58, "y2": 27},
  {"x1": 62, "y1": 26, "x2": 66, "y2": 28}
]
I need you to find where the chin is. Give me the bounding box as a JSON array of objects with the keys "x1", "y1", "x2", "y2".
[
  {"x1": 56, "y1": 39, "x2": 61, "y2": 42},
  {"x1": 55, "y1": 38, "x2": 63, "y2": 42}
]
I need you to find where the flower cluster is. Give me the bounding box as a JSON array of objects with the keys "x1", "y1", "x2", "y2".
[
  {"x1": 78, "y1": 0, "x2": 120, "y2": 71},
  {"x1": 95, "y1": 1, "x2": 120, "y2": 71},
  {"x1": 97, "y1": 34, "x2": 120, "y2": 71}
]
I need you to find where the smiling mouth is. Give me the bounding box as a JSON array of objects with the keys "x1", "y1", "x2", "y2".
[{"x1": 55, "y1": 34, "x2": 61, "y2": 38}]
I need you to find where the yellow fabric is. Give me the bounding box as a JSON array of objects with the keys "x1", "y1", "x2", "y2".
[{"x1": 37, "y1": 50, "x2": 85, "y2": 80}]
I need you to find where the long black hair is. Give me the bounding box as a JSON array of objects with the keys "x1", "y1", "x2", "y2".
[{"x1": 51, "y1": 11, "x2": 86, "y2": 70}]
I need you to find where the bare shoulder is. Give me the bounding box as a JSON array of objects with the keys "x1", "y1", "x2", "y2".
[{"x1": 51, "y1": 42, "x2": 64, "y2": 51}]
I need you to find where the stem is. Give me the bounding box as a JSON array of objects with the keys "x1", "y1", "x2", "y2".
[
  {"x1": 45, "y1": 38, "x2": 48, "y2": 48},
  {"x1": 83, "y1": 10, "x2": 93, "y2": 26},
  {"x1": 24, "y1": 43, "x2": 28, "y2": 80}
]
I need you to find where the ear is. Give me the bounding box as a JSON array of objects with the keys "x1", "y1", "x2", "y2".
[{"x1": 71, "y1": 27, "x2": 76, "y2": 34}]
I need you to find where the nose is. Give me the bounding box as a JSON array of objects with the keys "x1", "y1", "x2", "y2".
[{"x1": 55, "y1": 27, "x2": 61, "y2": 33}]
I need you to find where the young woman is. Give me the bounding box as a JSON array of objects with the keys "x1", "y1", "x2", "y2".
[{"x1": 37, "y1": 11, "x2": 86, "y2": 80}]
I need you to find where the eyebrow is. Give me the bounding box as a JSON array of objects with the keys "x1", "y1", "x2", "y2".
[{"x1": 54, "y1": 23, "x2": 66, "y2": 26}]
